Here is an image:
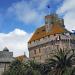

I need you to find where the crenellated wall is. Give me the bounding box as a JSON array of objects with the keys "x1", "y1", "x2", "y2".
[{"x1": 28, "y1": 33, "x2": 75, "y2": 63}]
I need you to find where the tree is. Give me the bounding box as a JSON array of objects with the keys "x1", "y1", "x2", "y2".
[
  {"x1": 47, "y1": 49, "x2": 75, "y2": 75},
  {"x1": 3, "y1": 49, "x2": 75, "y2": 75},
  {"x1": 24, "y1": 60, "x2": 42, "y2": 75},
  {"x1": 2, "y1": 60, "x2": 42, "y2": 75},
  {"x1": 27, "y1": 60, "x2": 51, "y2": 75},
  {"x1": 2, "y1": 59, "x2": 24, "y2": 75}
]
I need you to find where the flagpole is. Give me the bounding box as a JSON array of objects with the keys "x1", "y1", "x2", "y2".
[{"x1": 47, "y1": 5, "x2": 50, "y2": 15}]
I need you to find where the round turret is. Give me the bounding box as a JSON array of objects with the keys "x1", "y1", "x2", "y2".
[{"x1": 3, "y1": 47, "x2": 9, "y2": 52}]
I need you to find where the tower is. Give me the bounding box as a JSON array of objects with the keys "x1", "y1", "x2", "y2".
[
  {"x1": 28, "y1": 12, "x2": 75, "y2": 63},
  {"x1": 45, "y1": 14, "x2": 65, "y2": 32},
  {"x1": 45, "y1": 15, "x2": 53, "y2": 32}
]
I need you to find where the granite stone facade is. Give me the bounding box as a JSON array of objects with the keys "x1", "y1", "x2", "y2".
[{"x1": 28, "y1": 14, "x2": 75, "y2": 63}]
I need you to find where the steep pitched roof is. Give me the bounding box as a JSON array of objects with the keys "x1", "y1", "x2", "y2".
[{"x1": 28, "y1": 23, "x2": 69, "y2": 43}]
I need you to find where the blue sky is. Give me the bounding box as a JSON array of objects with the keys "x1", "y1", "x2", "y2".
[
  {"x1": 0, "y1": 0, "x2": 75, "y2": 57},
  {"x1": 0, "y1": 0, "x2": 64, "y2": 33}
]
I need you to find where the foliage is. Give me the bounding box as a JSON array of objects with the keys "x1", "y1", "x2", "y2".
[
  {"x1": 2, "y1": 49, "x2": 75, "y2": 75},
  {"x1": 2, "y1": 60, "x2": 42, "y2": 75},
  {"x1": 47, "y1": 49, "x2": 75, "y2": 75},
  {"x1": 3, "y1": 59, "x2": 23, "y2": 75}
]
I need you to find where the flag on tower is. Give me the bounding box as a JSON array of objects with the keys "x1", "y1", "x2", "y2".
[
  {"x1": 47, "y1": 5, "x2": 51, "y2": 15},
  {"x1": 47, "y1": 5, "x2": 50, "y2": 8}
]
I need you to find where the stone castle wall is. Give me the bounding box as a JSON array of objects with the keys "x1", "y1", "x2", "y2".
[{"x1": 28, "y1": 33, "x2": 75, "y2": 63}]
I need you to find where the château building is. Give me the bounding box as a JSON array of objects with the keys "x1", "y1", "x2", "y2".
[{"x1": 28, "y1": 14, "x2": 75, "y2": 63}]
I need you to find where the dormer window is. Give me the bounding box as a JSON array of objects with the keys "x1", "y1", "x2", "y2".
[
  {"x1": 42, "y1": 29, "x2": 45, "y2": 31},
  {"x1": 42, "y1": 37, "x2": 44, "y2": 39},
  {"x1": 48, "y1": 35, "x2": 50, "y2": 37}
]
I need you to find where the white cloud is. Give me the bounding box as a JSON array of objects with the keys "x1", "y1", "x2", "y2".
[
  {"x1": 6, "y1": 0, "x2": 49, "y2": 25},
  {"x1": 0, "y1": 0, "x2": 64, "y2": 27},
  {"x1": 57, "y1": 0, "x2": 75, "y2": 32},
  {"x1": 57, "y1": 0, "x2": 75, "y2": 14},
  {"x1": 0, "y1": 28, "x2": 32, "y2": 57},
  {"x1": 63, "y1": 11, "x2": 75, "y2": 31}
]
